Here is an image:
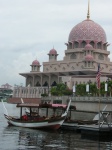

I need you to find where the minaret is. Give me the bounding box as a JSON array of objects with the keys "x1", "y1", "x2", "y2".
[
  {"x1": 87, "y1": 0, "x2": 90, "y2": 19},
  {"x1": 30, "y1": 59, "x2": 41, "y2": 72},
  {"x1": 48, "y1": 47, "x2": 58, "y2": 62}
]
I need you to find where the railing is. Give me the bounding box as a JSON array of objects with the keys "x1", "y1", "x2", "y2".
[
  {"x1": 71, "y1": 96, "x2": 112, "y2": 101},
  {"x1": 12, "y1": 85, "x2": 112, "y2": 101}
]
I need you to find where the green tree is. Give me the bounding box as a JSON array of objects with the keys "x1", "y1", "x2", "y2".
[{"x1": 50, "y1": 83, "x2": 72, "y2": 96}]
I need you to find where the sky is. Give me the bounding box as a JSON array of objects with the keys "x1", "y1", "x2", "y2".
[{"x1": 0, "y1": 0, "x2": 112, "y2": 87}]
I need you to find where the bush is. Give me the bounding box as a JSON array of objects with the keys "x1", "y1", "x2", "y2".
[{"x1": 41, "y1": 93, "x2": 48, "y2": 97}]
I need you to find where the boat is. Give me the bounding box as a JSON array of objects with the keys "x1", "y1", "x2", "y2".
[
  {"x1": 61, "y1": 105, "x2": 108, "y2": 131},
  {"x1": 2, "y1": 99, "x2": 71, "y2": 130}
]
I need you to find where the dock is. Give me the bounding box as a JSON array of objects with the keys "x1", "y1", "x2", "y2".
[{"x1": 61, "y1": 110, "x2": 112, "y2": 141}]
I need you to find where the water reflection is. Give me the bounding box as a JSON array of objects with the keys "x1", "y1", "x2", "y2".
[
  {"x1": 2, "y1": 126, "x2": 112, "y2": 150},
  {"x1": 1, "y1": 103, "x2": 112, "y2": 150}
]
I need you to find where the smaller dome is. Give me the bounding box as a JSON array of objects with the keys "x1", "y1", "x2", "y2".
[
  {"x1": 85, "y1": 54, "x2": 94, "y2": 61},
  {"x1": 32, "y1": 60, "x2": 40, "y2": 65},
  {"x1": 49, "y1": 48, "x2": 57, "y2": 55},
  {"x1": 84, "y1": 44, "x2": 93, "y2": 50}
]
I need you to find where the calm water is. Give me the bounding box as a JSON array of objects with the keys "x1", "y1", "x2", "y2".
[{"x1": 0, "y1": 102, "x2": 112, "y2": 150}]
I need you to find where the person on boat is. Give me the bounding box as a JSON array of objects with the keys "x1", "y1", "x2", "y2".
[{"x1": 22, "y1": 115, "x2": 28, "y2": 121}]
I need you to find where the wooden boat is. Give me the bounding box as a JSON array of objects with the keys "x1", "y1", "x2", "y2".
[
  {"x1": 61, "y1": 105, "x2": 108, "y2": 131},
  {"x1": 2, "y1": 99, "x2": 71, "y2": 130}
]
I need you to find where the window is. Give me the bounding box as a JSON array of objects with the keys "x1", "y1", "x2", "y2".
[
  {"x1": 70, "y1": 53, "x2": 76, "y2": 59},
  {"x1": 81, "y1": 41, "x2": 86, "y2": 48},
  {"x1": 98, "y1": 54, "x2": 104, "y2": 60},
  {"x1": 90, "y1": 41, "x2": 94, "y2": 48},
  {"x1": 68, "y1": 43, "x2": 72, "y2": 49},
  {"x1": 97, "y1": 42, "x2": 102, "y2": 49},
  {"x1": 74, "y1": 42, "x2": 79, "y2": 48},
  {"x1": 84, "y1": 51, "x2": 86, "y2": 56}
]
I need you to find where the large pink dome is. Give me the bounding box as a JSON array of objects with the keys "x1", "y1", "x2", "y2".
[{"x1": 68, "y1": 19, "x2": 107, "y2": 43}]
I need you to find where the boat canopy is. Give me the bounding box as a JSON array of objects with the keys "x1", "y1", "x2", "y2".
[
  {"x1": 17, "y1": 103, "x2": 67, "y2": 109},
  {"x1": 16, "y1": 103, "x2": 76, "y2": 110}
]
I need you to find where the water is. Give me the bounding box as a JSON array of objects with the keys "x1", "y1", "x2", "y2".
[{"x1": 0, "y1": 103, "x2": 112, "y2": 150}]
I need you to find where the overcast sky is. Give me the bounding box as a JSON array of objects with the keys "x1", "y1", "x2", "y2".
[{"x1": 0, "y1": 0, "x2": 112, "y2": 87}]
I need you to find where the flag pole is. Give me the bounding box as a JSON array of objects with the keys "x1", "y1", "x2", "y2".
[
  {"x1": 99, "y1": 88, "x2": 100, "y2": 129},
  {"x1": 96, "y1": 63, "x2": 101, "y2": 127}
]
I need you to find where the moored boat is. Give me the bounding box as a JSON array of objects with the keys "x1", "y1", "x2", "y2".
[{"x1": 2, "y1": 99, "x2": 71, "y2": 130}]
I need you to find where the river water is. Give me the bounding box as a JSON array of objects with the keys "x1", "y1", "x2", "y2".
[{"x1": 0, "y1": 102, "x2": 112, "y2": 150}]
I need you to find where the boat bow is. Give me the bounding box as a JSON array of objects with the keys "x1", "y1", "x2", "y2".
[{"x1": 61, "y1": 99, "x2": 71, "y2": 117}]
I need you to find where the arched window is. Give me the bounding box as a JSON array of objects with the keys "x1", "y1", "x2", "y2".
[
  {"x1": 70, "y1": 53, "x2": 77, "y2": 59},
  {"x1": 84, "y1": 51, "x2": 86, "y2": 56},
  {"x1": 34, "y1": 66, "x2": 36, "y2": 71},
  {"x1": 43, "y1": 81, "x2": 48, "y2": 86},
  {"x1": 98, "y1": 54, "x2": 104, "y2": 60},
  {"x1": 97, "y1": 42, "x2": 102, "y2": 49},
  {"x1": 90, "y1": 41, "x2": 95, "y2": 48},
  {"x1": 51, "y1": 81, "x2": 57, "y2": 86},
  {"x1": 103, "y1": 44, "x2": 107, "y2": 50},
  {"x1": 35, "y1": 81, "x2": 41, "y2": 86},
  {"x1": 81, "y1": 41, "x2": 86, "y2": 48},
  {"x1": 74, "y1": 41, "x2": 79, "y2": 48},
  {"x1": 68, "y1": 42, "x2": 72, "y2": 49}
]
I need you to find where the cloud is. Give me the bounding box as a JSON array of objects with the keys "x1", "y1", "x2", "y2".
[{"x1": 0, "y1": 0, "x2": 112, "y2": 86}]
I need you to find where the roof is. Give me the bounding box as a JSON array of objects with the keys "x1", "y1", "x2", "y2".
[
  {"x1": 17, "y1": 103, "x2": 67, "y2": 108},
  {"x1": 16, "y1": 102, "x2": 76, "y2": 110},
  {"x1": 69, "y1": 19, "x2": 106, "y2": 43},
  {"x1": 32, "y1": 60, "x2": 40, "y2": 66},
  {"x1": 7, "y1": 98, "x2": 41, "y2": 104},
  {"x1": 48, "y1": 48, "x2": 57, "y2": 55},
  {"x1": 17, "y1": 103, "x2": 40, "y2": 107}
]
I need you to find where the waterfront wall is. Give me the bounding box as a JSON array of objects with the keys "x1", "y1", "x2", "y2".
[
  {"x1": 42, "y1": 96, "x2": 112, "y2": 120},
  {"x1": 42, "y1": 96, "x2": 112, "y2": 111},
  {"x1": 13, "y1": 86, "x2": 112, "y2": 120}
]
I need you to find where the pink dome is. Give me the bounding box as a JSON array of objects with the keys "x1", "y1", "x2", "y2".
[
  {"x1": 32, "y1": 60, "x2": 40, "y2": 65},
  {"x1": 84, "y1": 44, "x2": 93, "y2": 50},
  {"x1": 69, "y1": 19, "x2": 106, "y2": 43},
  {"x1": 85, "y1": 54, "x2": 94, "y2": 61},
  {"x1": 49, "y1": 48, "x2": 57, "y2": 55}
]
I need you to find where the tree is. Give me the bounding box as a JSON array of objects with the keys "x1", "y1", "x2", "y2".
[{"x1": 50, "y1": 83, "x2": 72, "y2": 96}]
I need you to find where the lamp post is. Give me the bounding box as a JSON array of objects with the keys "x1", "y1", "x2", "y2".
[
  {"x1": 105, "y1": 81, "x2": 108, "y2": 99},
  {"x1": 86, "y1": 80, "x2": 92, "y2": 100},
  {"x1": 73, "y1": 84, "x2": 76, "y2": 99},
  {"x1": 105, "y1": 78, "x2": 111, "y2": 99},
  {"x1": 86, "y1": 83, "x2": 89, "y2": 100}
]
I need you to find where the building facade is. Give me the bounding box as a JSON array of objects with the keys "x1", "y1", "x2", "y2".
[{"x1": 13, "y1": 2, "x2": 112, "y2": 98}]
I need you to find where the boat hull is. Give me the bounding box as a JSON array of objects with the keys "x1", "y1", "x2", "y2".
[{"x1": 5, "y1": 115, "x2": 65, "y2": 130}]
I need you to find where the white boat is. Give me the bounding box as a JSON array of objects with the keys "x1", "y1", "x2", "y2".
[{"x1": 2, "y1": 99, "x2": 71, "y2": 130}]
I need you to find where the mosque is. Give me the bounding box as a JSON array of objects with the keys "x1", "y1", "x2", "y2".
[{"x1": 13, "y1": 1, "x2": 112, "y2": 98}]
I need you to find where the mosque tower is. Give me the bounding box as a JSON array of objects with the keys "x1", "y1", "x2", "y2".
[
  {"x1": 30, "y1": 59, "x2": 41, "y2": 72},
  {"x1": 48, "y1": 47, "x2": 58, "y2": 62}
]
